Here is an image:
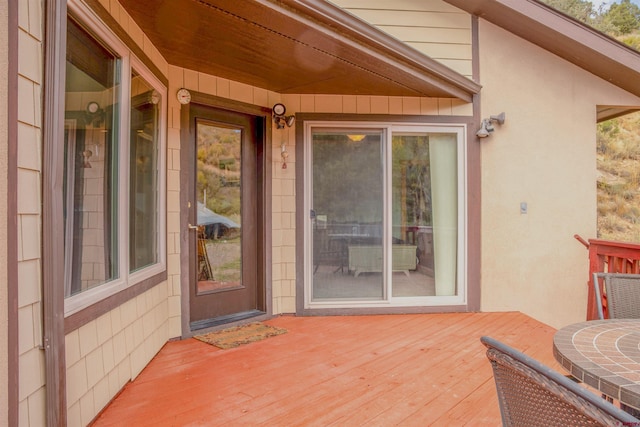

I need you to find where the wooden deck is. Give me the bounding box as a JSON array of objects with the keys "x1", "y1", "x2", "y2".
[{"x1": 91, "y1": 312, "x2": 559, "y2": 426}]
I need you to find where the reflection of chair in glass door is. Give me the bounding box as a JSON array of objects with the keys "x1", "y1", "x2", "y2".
[
  {"x1": 197, "y1": 226, "x2": 213, "y2": 281},
  {"x1": 348, "y1": 245, "x2": 417, "y2": 277},
  {"x1": 313, "y1": 227, "x2": 344, "y2": 273}
]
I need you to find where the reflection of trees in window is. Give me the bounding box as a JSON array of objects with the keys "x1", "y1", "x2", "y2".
[
  {"x1": 196, "y1": 124, "x2": 241, "y2": 222},
  {"x1": 393, "y1": 135, "x2": 432, "y2": 228}
]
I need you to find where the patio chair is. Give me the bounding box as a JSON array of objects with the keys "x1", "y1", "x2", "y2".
[
  {"x1": 481, "y1": 336, "x2": 639, "y2": 427},
  {"x1": 592, "y1": 272, "x2": 640, "y2": 319}
]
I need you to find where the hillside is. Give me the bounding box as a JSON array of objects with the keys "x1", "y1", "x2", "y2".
[{"x1": 597, "y1": 111, "x2": 640, "y2": 242}]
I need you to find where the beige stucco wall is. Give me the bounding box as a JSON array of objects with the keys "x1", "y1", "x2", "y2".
[
  {"x1": 478, "y1": 21, "x2": 640, "y2": 329},
  {"x1": 329, "y1": 0, "x2": 472, "y2": 77}
]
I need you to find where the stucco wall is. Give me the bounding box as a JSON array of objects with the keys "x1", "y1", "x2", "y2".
[
  {"x1": 478, "y1": 21, "x2": 640, "y2": 329},
  {"x1": 329, "y1": 0, "x2": 472, "y2": 77}
]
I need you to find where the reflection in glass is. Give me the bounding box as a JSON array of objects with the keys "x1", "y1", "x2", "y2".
[
  {"x1": 129, "y1": 70, "x2": 160, "y2": 272},
  {"x1": 64, "y1": 17, "x2": 120, "y2": 297},
  {"x1": 310, "y1": 128, "x2": 459, "y2": 302},
  {"x1": 195, "y1": 122, "x2": 242, "y2": 294},
  {"x1": 311, "y1": 130, "x2": 384, "y2": 300},
  {"x1": 392, "y1": 134, "x2": 433, "y2": 297},
  {"x1": 392, "y1": 133, "x2": 458, "y2": 297}
]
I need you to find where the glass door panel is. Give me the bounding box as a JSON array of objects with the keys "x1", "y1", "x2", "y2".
[
  {"x1": 195, "y1": 122, "x2": 242, "y2": 294},
  {"x1": 311, "y1": 130, "x2": 384, "y2": 300},
  {"x1": 391, "y1": 133, "x2": 458, "y2": 297},
  {"x1": 307, "y1": 124, "x2": 463, "y2": 308}
]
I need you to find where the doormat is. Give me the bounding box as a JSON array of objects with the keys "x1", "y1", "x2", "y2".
[{"x1": 194, "y1": 322, "x2": 287, "y2": 349}]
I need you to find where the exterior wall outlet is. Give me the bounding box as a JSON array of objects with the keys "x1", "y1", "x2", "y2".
[{"x1": 520, "y1": 202, "x2": 528, "y2": 214}]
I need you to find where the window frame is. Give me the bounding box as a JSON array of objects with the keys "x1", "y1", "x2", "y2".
[
  {"x1": 303, "y1": 120, "x2": 468, "y2": 309},
  {"x1": 62, "y1": 0, "x2": 167, "y2": 317}
]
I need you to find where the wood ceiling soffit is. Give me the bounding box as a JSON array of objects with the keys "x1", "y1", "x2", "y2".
[
  {"x1": 118, "y1": 0, "x2": 478, "y2": 100},
  {"x1": 279, "y1": 0, "x2": 480, "y2": 92}
]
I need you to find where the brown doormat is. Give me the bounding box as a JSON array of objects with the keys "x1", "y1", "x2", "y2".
[{"x1": 194, "y1": 322, "x2": 287, "y2": 349}]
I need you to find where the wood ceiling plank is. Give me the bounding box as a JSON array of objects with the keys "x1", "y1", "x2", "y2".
[{"x1": 119, "y1": 0, "x2": 478, "y2": 99}]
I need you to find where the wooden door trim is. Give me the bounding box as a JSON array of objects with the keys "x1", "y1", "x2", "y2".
[{"x1": 179, "y1": 93, "x2": 272, "y2": 338}]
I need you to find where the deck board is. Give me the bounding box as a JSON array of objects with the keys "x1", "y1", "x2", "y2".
[{"x1": 91, "y1": 312, "x2": 560, "y2": 426}]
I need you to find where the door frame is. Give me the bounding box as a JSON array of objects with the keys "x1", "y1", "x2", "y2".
[
  {"x1": 295, "y1": 113, "x2": 481, "y2": 316},
  {"x1": 179, "y1": 92, "x2": 273, "y2": 337}
]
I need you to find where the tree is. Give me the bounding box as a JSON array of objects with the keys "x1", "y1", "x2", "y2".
[
  {"x1": 603, "y1": 0, "x2": 640, "y2": 35},
  {"x1": 541, "y1": 0, "x2": 640, "y2": 46},
  {"x1": 542, "y1": 0, "x2": 597, "y2": 24}
]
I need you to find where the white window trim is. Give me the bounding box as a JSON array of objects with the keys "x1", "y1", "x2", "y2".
[
  {"x1": 64, "y1": 0, "x2": 167, "y2": 316},
  {"x1": 303, "y1": 121, "x2": 468, "y2": 309}
]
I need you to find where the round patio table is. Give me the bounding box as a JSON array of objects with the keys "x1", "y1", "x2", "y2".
[{"x1": 553, "y1": 319, "x2": 640, "y2": 412}]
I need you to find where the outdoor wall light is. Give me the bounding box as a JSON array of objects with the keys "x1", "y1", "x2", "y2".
[
  {"x1": 476, "y1": 112, "x2": 506, "y2": 138},
  {"x1": 272, "y1": 103, "x2": 295, "y2": 129},
  {"x1": 281, "y1": 143, "x2": 289, "y2": 169},
  {"x1": 85, "y1": 101, "x2": 105, "y2": 128},
  {"x1": 81, "y1": 150, "x2": 93, "y2": 168}
]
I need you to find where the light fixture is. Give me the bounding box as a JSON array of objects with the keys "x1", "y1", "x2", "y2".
[
  {"x1": 476, "y1": 120, "x2": 491, "y2": 138},
  {"x1": 476, "y1": 112, "x2": 506, "y2": 139},
  {"x1": 272, "y1": 103, "x2": 295, "y2": 129},
  {"x1": 85, "y1": 101, "x2": 105, "y2": 127},
  {"x1": 81, "y1": 150, "x2": 93, "y2": 168},
  {"x1": 285, "y1": 115, "x2": 295, "y2": 127},
  {"x1": 281, "y1": 143, "x2": 289, "y2": 169},
  {"x1": 347, "y1": 134, "x2": 366, "y2": 142}
]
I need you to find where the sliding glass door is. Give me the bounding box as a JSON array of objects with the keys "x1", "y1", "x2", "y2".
[
  {"x1": 306, "y1": 123, "x2": 465, "y2": 308},
  {"x1": 311, "y1": 129, "x2": 384, "y2": 300}
]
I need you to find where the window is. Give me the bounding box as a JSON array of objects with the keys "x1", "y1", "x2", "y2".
[
  {"x1": 64, "y1": 17, "x2": 120, "y2": 298},
  {"x1": 130, "y1": 70, "x2": 161, "y2": 272},
  {"x1": 306, "y1": 123, "x2": 466, "y2": 308},
  {"x1": 63, "y1": 1, "x2": 166, "y2": 315}
]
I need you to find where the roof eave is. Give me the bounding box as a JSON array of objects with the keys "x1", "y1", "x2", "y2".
[
  {"x1": 280, "y1": 0, "x2": 482, "y2": 101},
  {"x1": 443, "y1": 0, "x2": 640, "y2": 98}
]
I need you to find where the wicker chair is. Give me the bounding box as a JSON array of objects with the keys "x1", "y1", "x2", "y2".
[
  {"x1": 481, "y1": 336, "x2": 639, "y2": 427},
  {"x1": 592, "y1": 273, "x2": 640, "y2": 319}
]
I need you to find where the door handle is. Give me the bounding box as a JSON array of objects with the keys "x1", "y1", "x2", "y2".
[{"x1": 188, "y1": 223, "x2": 198, "y2": 230}]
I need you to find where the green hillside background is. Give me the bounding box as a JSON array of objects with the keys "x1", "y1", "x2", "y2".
[{"x1": 597, "y1": 112, "x2": 640, "y2": 242}]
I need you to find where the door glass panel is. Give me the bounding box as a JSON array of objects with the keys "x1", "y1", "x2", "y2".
[
  {"x1": 392, "y1": 133, "x2": 458, "y2": 297},
  {"x1": 311, "y1": 130, "x2": 384, "y2": 300},
  {"x1": 195, "y1": 122, "x2": 242, "y2": 294}
]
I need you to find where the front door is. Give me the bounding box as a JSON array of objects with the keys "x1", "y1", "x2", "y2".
[{"x1": 187, "y1": 104, "x2": 265, "y2": 330}]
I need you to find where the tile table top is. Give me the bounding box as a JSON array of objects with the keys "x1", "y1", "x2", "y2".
[{"x1": 553, "y1": 319, "x2": 640, "y2": 410}]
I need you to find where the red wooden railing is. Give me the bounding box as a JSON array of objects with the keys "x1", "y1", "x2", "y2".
[{"x1": 575, "y1": 235, "x2": 640, "y2": 320}]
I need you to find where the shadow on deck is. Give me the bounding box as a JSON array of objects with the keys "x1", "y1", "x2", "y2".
[{"x1": 91, "y1": 312, "x2": 558, "y2": 426}]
